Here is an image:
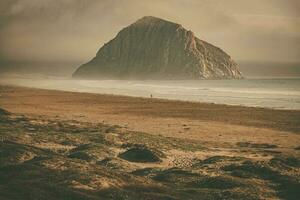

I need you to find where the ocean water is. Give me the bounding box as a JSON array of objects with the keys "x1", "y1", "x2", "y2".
[{"x1": 1, "y1": 76, "x2": 300, "y2": 110}]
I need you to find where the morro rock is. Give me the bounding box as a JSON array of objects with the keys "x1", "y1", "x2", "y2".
[{"x1": 73, "y1": 16, "x2": 243, "y2": 79}]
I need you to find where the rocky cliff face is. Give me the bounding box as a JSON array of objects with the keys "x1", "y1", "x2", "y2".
[{"x1": 73, "y1": 16, "x2": 243, "y2": 79}]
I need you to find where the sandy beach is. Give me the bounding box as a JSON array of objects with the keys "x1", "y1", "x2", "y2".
[
  {"x1": 1, "y1": 85, "x2": 300, "y2": 199},
  {"x1": 0, "y1": 85, "x2": 299, "y2": 147}
]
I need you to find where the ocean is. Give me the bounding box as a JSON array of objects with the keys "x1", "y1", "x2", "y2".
[{"x1": 1, "y1": 76, "x2": 300, "y2": 110}]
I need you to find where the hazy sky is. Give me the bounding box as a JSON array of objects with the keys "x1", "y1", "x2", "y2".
[{"x1": 0, "y1": 0, "x2": 299, "y2": 63}]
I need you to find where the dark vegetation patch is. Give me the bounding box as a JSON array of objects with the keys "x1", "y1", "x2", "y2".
[
  {"x1": 96, "y1": 157, "x2": 133, "y2": 171},
  {"x1": 222, "y1": 160, "x2": 300, "y2": 200},
  {"x1": 0, "y1": 108, "x2": 9, "y2": 116},
  {"x1": 295, "y1": 146, "x2": 300, "y2": 150},
  {"x1": 119, "y1": 147, "x2": 162, "y2": 163},
  {"x1": 222, "y1": 160, "x2": 279, "y2": 179},
  {"x1": 97, "y1": 157, "x2": 112, "y2": 165},
  {"x1": 119, "y1": 131, "x2": 204, "y2": 151},
  {"x1": 237, "y1": 142, "x2": 278, "y2": 149},
  {"x1": 121, "y1": 143, "x2": 166, "y2": 158},
  {"x1": 274, "y1": 175, "x2": 300, "y2": 200},
  {"x1": 152, "y1": 168, "x2": 201, "y2": 183},
  {"x1": 68, "y1": 151, "x2": 94, "y2": 161},
  {"x1": 132, "y1": 167, "x2": 160, "y2": 177},
  {"x1": 0, "y1": 141, "x2": 49, "y2": 166},
  {"x1": 270, "y1": 155, "x2": 300, "y2": 168},
  {"x1": 140, "y1": 167, "x2": 247, "y2": 189},
  {"x1": 262, "y1": 149, "x2": 282, "y2": 154},
  {"x1": 0, "y1": 164, "x2": 94, "y2": 200},
  {"x1": 0, "y1": 108, "x2": 10, "y2": 124},
  {"x1": 95, "y1": 185, "x2": 180, "y2": 200},
  {"x1": 133, "y1": 167, "x2": 206, "y2": 187},
  {"x1": 187, "y1": 176, "x2": 246, "y2": 189},
  {"x1": 133, "y1": 167, "x2": 261, "y2": 200},
  {"x1": 71, "y1": 143, "x2": 109, "y2": 153},
  {"x1": 103, "y1": 125, "x2": 120, "y2": 133},
  {"x1": 194, "y1": 156, "x2": 244, "y2": 166}
]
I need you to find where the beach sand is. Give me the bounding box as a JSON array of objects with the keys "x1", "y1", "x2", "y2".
[
  {"x1": 1, "y1": 85, "x2": 299, "y2": 147},
  {"x1": 1, "y1": 85, "x2": 300, "y2": 199}
]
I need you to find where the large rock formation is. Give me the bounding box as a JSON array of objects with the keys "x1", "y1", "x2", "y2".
[{"x1": 73, "y1": 16, "x2": 243, "y2": 79}]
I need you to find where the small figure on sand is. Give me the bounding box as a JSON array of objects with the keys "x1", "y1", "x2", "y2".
[{"x1": 150, "y1": 94, "x2": 153, "y2": 98}]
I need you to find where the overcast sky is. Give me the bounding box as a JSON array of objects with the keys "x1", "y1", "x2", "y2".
[{"x1": 0, "y1": 0, "x2": 299, "y2": 63}]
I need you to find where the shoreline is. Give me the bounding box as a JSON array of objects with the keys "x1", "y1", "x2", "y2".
[
  {"x1": 0, "y1": 79, "x2": 300, "y2": 111},
  {"x1": 0, "y1": 84, "x2": 299, "y2": 145},
  {"x1": 2, "y1": 82, "x2": 297, "y2": 111}
]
